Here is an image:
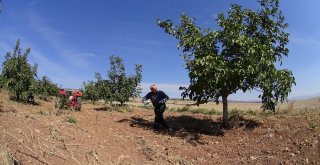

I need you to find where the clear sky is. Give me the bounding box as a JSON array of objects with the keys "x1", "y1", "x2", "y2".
[{"x1": 0, "y1": 0, "x2": 319, "y2": 100}]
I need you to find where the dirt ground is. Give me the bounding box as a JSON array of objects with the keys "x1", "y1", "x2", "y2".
[{"x1": 1, "y1": 91, "x2": 320, "y2": 164}]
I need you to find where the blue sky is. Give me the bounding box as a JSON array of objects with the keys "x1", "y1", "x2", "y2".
[{"x1": 0, "y1": 0, "x2": 319, "y2": 100}]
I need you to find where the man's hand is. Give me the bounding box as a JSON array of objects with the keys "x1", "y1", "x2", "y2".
[
  {"x1": 142, "y1": 100, "x2": 150, "y2": 105},
  {"x1": 158, "y1": 98, "x2": 167, "y2": 104}
]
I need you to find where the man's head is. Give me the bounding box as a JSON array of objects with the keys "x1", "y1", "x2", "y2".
[{"x1": 150, "y1": 84, "x2": 158, "y2": 93}]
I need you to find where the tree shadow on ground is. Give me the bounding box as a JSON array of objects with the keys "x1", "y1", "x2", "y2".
[
  {"x1": 94, "y1": 106, "x2": 110, "y2": 111},
  {"x1": 118, "y1": 115, "x2": 261, "y2": 146},
  {"x1": 228, "y1": 115, "x2": 262, "y2": 130}
]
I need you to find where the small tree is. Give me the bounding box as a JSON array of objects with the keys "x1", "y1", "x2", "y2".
[
  {"x1": 36, "y1": 76, "x2": 59, "y2": 101},
  {"x1": 86, "y1": 55, "x2": 142, "y2": 106},
  {"x1": 82, "y1": 80, "x2": 100, "y2": 105},
  {"x1": 157, "y1": 0, "x2": 295, "y2": 125},
  {"x1": 107, "y1": 55, "x2": 142, "y2": 105},
  {"x1": 1, "y1": 39, "x2": 38, "y2": 102},
  {"x1": 94, "y1": 73, "x2": 113, "y2": 104}
]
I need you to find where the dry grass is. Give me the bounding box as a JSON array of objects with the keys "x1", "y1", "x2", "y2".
[
  {"x1": 0, "y1": 145, "x2": 19, "y2": 165},
  {"x1": 129, "y1": 98, "x2": 264, "y2": 111},
  {"x1": 129, "y1": 97, "x2": 320, "y2": 116},
  {"x1": 0, "y1": 146, "x2": 12, "y2": 165}
]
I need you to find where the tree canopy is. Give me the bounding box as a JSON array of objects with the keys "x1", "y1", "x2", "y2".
[
  {"x1": 157, "y1": 0, "x2": 295, "y2": 125},
  {"x1": 36, "y1": 76, "x2": 59, "y2": 101},
  {"x1": 1, "y1": 40, "x2": 38, "y2": 102},
  {"x1": 1, "y1": 39, "x2": 59, "y2": 103},
  {"x1": 83, "y1": 55, "x2": 142, "y2": 106}
]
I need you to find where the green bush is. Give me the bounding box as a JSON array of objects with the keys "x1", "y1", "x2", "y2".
[
  {"x1": 191, "y1": 108, "x2": 221, "y2": 115},
  {"x1": 36, "y1": 76, "x2": 59, "y2": 101},
  {"x1": 246, "y1": 109, "x2": 257, "y2": 115},
  {"x1": 169, "y1": 106, "x2": 221, "y2": 115},
  {"x1": 176, "y1": 106, "x2": 191, "y2": 112},
  {"x1": 66, "y1": 116, "x2": 77, "y2": 124},
  {"x1": 229, "y1": 108, "x2": 244, "y2": 118}
]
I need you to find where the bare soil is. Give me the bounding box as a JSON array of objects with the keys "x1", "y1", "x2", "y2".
[{"x1": 1, "y1": 91, "x2": 320, "y2": 164}]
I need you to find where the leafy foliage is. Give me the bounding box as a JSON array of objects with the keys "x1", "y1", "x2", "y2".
[
  {"x1": 1, "y1": 39, "x2": 38, "y2": 102},
  {"x1": 93, "y1": 73, "x2": 112, "y2": 104},
  {"x1": 35, "y1": 76, "x2": 59, "y2": 101},
  {"x1": 83, "y1": 55, "x2": 142, "y2": 106},
  {"x1": 82, "y1": 80, "x2": 100, "y2": 104},
  {"x1": 0, "y1": 75, "x2": 4, "y2": 89},
  {"x1": 107, "y1": 55, "x2": 142, "y2": 105},
  {"x1": 1, "y1": 40, "x2": 59, "y2": 103},
  {"x1": 66, "y1": 116, "x2": 77, "y2": 124},
  {"x1": 157, "y1": 0, "x2": 295, "y2": 124}
]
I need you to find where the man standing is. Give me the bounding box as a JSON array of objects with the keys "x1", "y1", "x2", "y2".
[{"x1": 142, "y1": 84, "x2": 169, "y2": 130}]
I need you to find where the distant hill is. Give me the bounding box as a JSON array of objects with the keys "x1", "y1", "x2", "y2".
[{"x1": 289, "y1": 93, "x2": 320, "y2": 101}]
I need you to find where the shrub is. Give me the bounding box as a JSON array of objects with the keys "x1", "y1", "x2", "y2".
[
  {"x1": 229, "y1": 108, "x2": 244, "y2": 119},
  {"x1": 36, "y1": 76, "x2": 59, "y2": 101},
  {"x1": 177, "y1": 106, "x2": 191, "y2": 112},
  {"x1": 66, "y1": 116, "x2": 77, "y2": 124},
  {"x1": 191, "y1": 108, "x2": 221, "y2": 115},
  {"x1": 169, "y1": 106, "x2": 221, "y2": 115},
  {"x1": 246, "y1": 109, "x2": 257, "y2": 115}
]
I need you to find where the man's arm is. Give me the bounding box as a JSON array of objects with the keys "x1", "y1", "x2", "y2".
[
  {"x1": 142, "y1": 93, "x2": 150, "y2": 104},
  {"x1": 158, "y1": 91, "x2": 169, "y2": 104}
]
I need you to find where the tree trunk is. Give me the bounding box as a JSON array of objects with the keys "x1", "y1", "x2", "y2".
[
  {"x1": 16, "y1": 92, "x2": 20, "y2": 101},
  {"x1": 222, "y1": 95, "x2": 229, "y2": 127}
]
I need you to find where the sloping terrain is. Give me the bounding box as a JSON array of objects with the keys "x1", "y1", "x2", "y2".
[{"x1": 0, "y1": 91, "x2": 320, "y2": 164}]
